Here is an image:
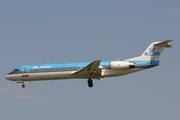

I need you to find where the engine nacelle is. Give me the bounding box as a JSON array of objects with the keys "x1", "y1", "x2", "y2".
[{"x1": 110, "y1": 61, "x2": 135, "y2": 69}]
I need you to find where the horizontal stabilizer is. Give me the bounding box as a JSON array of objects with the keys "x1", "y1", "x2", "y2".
[{"x1": 154, "y1": 39, "x2": 173, "y2": 48}]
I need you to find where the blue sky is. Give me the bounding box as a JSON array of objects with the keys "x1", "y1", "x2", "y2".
[{"x1": 0, "y1": 1, "x2": 179, "y2": 120}]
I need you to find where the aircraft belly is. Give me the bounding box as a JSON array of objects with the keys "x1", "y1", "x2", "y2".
[
  {"x1": 102, "y1": 68, "x2": 146, "y2": 77},
  {"x1": 13, "y1": 68, "x2": 147, "y2": 82},
  {"x1": 16, "y1": 71, "x2": 76, "y2": 81},
  {"x1": 102, "y1": 69, "x2": 125, "y2": 77}
]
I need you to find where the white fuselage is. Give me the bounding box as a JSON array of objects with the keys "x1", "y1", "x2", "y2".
[{"x1": 6, "y1": 67, "x2": 145, "y2": 82}]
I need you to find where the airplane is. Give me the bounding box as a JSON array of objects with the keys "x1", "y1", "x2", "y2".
[{"x1": 5, "y1": 40, "x2": 173, "y2": 88}]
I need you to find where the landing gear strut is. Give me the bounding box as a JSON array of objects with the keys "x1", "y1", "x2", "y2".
[
  {"x1": 87, "y1": 78, "x2": 93, "y2": 88},
  {"x1": 22, "y1": 83, "x2": 25, "y2": 88}
]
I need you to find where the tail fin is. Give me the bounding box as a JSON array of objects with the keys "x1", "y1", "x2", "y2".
[{"x1": 128, "y1": 40, "x2": 173, "y2": 61}]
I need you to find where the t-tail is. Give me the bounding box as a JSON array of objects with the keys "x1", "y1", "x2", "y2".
[{"x1": 127, "y1": 39, "x2": 173, "y2": 61}]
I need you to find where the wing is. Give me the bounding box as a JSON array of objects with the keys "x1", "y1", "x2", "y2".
[{"x1": 72, "y1": 60, "x2": 102, "y2": 78}]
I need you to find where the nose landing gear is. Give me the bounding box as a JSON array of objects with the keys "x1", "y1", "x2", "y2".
[
  {"x1": 16, "y1": 81, "x2": 25, "y2": 88},
  {"x1": 22, "y1": 83, "x2": 25, "y2": 88}
]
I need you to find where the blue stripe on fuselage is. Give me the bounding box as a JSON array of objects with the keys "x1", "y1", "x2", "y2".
[
  {"x1": 13, "y1": 61, "x2": 111, "y2": 72},
  {"x1": 11, "y1": 60, "x2": 159, "y2": 73},
  {"x1": 126, "y1": 60, "x2": 160, "y2": 67}
]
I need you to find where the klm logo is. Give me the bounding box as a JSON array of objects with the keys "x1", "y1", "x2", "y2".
[
  {"x1": 144, "y1": 48, "x2": 160, "y2": 56},
  {"x1": 32, "y1": 66, "x2": 38, "y2": 69}
]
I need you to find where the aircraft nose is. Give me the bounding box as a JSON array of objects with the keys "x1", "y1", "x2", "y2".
[
  {"x1": 5, "y1": 74, "x2": 10, "y2": 80},
  {"x1": 5, "y1": 73, "x2": 13, "y2": 80}
]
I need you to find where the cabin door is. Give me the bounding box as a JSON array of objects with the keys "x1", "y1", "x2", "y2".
[{"x1": 22, "y1": 66, "x2": 28, "y2": 77}]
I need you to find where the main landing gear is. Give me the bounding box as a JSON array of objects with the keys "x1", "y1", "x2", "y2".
[{"x1": 87, "y1": 78, "x2": 93, "y2": 88}]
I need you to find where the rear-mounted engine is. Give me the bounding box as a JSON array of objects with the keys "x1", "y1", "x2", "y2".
[{"x1": 110, "y1": 61, "x2": 135, "y2": 69}]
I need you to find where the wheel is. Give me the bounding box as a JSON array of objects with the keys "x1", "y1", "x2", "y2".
[
  {"x1": 87, "y1": 79, "x2": 93, "y2": 88},
  {"x1": 88, "y1": 82, "x2": 93, "y2": 88},
  {"x1": 22, "y1": 84, "x2": 25, "y2": 88}
]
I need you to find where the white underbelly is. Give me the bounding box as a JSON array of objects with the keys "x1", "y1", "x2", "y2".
[
  {"x1": 16, "y1": 71, "x2": 76, "y2": 81},
  {"x1": 11, "y1": 68, "x2": 147, "y2": 82},
  {"x1": 102, "y1": 68, "x2": 146, "y2": 77}
]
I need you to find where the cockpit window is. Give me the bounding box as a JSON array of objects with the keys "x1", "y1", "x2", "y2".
[{"x1": 14, "y1": 69, "x2": 19, "y2": 72}]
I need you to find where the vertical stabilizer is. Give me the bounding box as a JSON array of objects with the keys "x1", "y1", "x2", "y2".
[{"x1": 127, "y1": 40, "x2": 173, "y2": 61}]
